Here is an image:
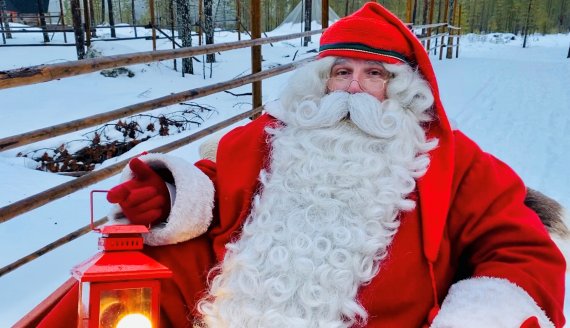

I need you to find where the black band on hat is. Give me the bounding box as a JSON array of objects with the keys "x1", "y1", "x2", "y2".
[{"x1": 319, "y1": 42, "x2": 409, "y2": 64}]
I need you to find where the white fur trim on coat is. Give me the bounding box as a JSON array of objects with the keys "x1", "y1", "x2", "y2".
[
  {"x1": 108, "y1": 153, "x2": 215, "y2": 246},
  {"x1": 198, "y1": 131, "x2": 225, "y2": 162},
  {"x1": 430, "y1": 277, "x2": 554, "y2": 328}
]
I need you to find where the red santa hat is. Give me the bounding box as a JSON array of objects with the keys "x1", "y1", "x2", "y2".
[{"x1": 319, "y1": 2, "x2": 420, "y2": 66}]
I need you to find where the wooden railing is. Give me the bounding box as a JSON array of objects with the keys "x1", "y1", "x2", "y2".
[
  {"x1": 0, "y1": 21, "x2": 460, "y2": 284},
  {"x1": 0, "y1": 29, "x2": 321, "y2": 280}
]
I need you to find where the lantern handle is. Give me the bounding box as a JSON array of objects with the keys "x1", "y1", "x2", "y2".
[{"x1": 90, "y1": 190, "x2": 109, "y2": 232}]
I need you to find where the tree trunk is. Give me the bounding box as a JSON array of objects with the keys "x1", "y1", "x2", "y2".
[
  {"x1": 101, "y1": 0, "x2": 106, "y2": 24},
  {"x1": 523, "y1": 0, "x2": 532, "y2": 48},
  {"x1": 0, "y1": 0, "x2": 12, "y2": 40},
  {"x1": 176, "y1": 0, "x2": 193, "y2": 74},
  {"x1": 422, "y1": 0, "x2": 428, "y2": 24},
  {"x1": 118, "y1": 0, "x2": 123, "y2": 22},
  {"x1": 70, "y1": 0, "x2": 86, "y2": 59},
  {"x1": 204, "y1": 0, "x2": 215, "y2": 63},
  {"x1": 303, "y1": 0, "x2": 312, "y2": 46},
  {"x1": 82, "y1": 0, "x2": 91, "y2": 46},
  {"x1": 478, "y1": 0, "x2": 485, "y2": 32},
  {"x1": 560, "y1": 0, "x2": 567, "y2": 32},
  {"x1": 412, "y1": 0, "x2": 418, "y2": 24},
  {"x1": 89, "y1": 0, "x2": 97, "y2": 37},
  {"x1": 107, "y1": 0, "x2": 116, "y2": 37},
  {"x1": 131, "y1": 0, "x2": 136, "y2": 37},
  {"x1": 236, "y1": 0, "x2": 241, "y2": 40},
  {"x1": 37, "y1": 0, "x2": 50, "y2": 42}
]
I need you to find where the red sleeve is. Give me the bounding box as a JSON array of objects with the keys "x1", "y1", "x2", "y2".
[{"x1": 448, "y1": 134, "x2": 566, "y2": 326}]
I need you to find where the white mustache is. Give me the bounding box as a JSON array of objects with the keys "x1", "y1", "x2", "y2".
[{"x1": 289, "y1": 91, "x2": 403, "y2": 139}]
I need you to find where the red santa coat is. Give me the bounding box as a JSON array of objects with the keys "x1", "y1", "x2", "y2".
[
  {"x1": 190, "y1": 113, "x2": 565, "y2": 327},
  {"x1": 37, "y1": 116, "x2": 566, "y2": 327}
]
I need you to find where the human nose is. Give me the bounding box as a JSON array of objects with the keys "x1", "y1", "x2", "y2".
[{"x1": 345, "y1": 79, "x2": 365, "y2": 93}]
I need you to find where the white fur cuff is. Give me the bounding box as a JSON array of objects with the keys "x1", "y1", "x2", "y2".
[
  {"x1": 431, "y1": 277, "x2": 554, "y2": 328},
  {"x1": 108, "y1": 153, "x2": 215, "y2": 246}
]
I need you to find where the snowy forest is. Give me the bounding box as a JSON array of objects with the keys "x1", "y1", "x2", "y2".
[{"x1": 49, "y1": 0, "x2": 569, "y2": 34}]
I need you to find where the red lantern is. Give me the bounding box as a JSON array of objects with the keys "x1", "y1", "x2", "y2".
[{"x1": 72, "y1": 192, "x2": 172, "y2": 328}]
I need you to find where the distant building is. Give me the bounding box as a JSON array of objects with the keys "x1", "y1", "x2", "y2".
[
  {"x1": 5, "y1": 0, "x2": 50, "y2": 14},
  {"x1": 3, "y1": 0, "x2": 60, "y2": 25}
]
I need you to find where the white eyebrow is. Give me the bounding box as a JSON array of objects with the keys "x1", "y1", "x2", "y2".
[
  {"x1": 365, "y1": 60, "x2": 387, "y2": 68},
  {"x1": 332, "y1": 58, "x2": 386, "y2": 68}
]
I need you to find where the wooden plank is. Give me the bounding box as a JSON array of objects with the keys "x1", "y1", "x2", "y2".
[{"x1": 0, "y1": 29, "x2": 324, "y2": 90}]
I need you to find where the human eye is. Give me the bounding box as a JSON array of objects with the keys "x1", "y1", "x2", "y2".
[
  {"x1": 332, "y1": 68, "x2": 351, "y2": 78},
  {"x1": 368, "y1": 69, "x2": 389, "y2": 79}
]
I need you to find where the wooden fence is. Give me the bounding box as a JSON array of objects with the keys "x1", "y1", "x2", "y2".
[{"x1": 0, "y1": 20, "x2": 460, "y2": 278}]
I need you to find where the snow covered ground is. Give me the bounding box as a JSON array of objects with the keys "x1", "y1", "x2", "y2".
[{"x1": 0, "y1": 24, "x2": 569, "y2": 326}]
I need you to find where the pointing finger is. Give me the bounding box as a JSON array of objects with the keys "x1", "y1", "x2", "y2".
[
  {"x1": 107, "y1": 183, "x2": 131, "y2": 203},
  {"x1": 129, "y1": 157, "x2": 154, "y2": 180}
]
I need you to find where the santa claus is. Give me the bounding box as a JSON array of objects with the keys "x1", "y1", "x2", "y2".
[{"x1": 38, "y1": 2, "x2": 565, "y2": 328}]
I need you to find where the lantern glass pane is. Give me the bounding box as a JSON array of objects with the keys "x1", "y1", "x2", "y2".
[{"x1": 99, "y1": 287, "x2": 152, "y2": 328}]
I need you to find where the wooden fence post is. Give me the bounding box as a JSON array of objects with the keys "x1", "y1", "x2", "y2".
[
  {"x1": 455, "y1": 4, "x2": 461, "y2": 58},
  {"x1": 70, "y1": 0, "x2": 85, "y2": 59},
  {"x1": 322, "y1": 0, "x2": 329, "y2": 29},
  {"x1": 426, "y1": 0, "x2": 434, "y2": 51},
  {"x1": 251, "y1": 0, "x2": 262, "y2": 119},
  {"x1": 439, "y1": 0, "x2": 449, "y2": 60},
  {"x1": 169, "y1": 0, "x2": 176, "y2": 71},
  {"x1": 149, "y1": 0, "x2": 156, "y2": 50},
  {"x1": 446, "y1": 0, "x2": 457, "y2": 59}
]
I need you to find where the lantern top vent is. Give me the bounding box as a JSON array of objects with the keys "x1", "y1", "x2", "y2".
[{"x1": 98, "y1": 225, "x2": 148, "y2": 251}]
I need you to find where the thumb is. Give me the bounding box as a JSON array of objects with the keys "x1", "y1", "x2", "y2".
[
  {"x1": 129, "y1": 157, "x2": 155, "y2": 181},
  {"x1": 106, "y1": 183, "x2": 130, "y2": 203}
]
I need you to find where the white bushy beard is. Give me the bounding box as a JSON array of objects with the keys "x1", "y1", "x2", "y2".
[{"x1": 198, "y1": 79, "x2": 437, "y2": 327}]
